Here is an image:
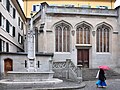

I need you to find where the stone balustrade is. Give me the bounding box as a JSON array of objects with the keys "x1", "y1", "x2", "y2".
[{"x1": 52, "y1": 59, "x2": 82, "y2": 83}]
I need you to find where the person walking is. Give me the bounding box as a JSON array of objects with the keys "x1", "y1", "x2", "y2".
[{"x1": 96, "y1": 69, "x2": 107, "y2": 88}]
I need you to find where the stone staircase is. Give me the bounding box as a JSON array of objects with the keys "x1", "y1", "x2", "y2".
[{"x1": 82, "y1": 68, "x2": 120, "y2": 81}]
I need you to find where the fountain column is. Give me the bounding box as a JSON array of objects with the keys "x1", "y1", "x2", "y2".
[{"x1": 27, "y1": 13, "x2": 36, "y2": 72}]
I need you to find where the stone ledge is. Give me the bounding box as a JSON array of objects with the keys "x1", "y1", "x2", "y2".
[{"x1": 7, "y1": 71, "x2": 54, "y2": 74}]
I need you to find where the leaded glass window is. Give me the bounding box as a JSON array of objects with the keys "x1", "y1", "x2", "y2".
[
  {"x1": 55, "y1": 23, "x2": 70, "y2": 52},
  {"x1": 96, "y1": 24, "x2": 110, "y2": 52},
  {"x1": 76, "y1": 24, "x2": 90, "y2": 44}
]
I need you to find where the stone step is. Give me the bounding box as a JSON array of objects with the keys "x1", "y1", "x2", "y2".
[{"x1": 82, "y1": 68, "x2": 120, "y2": 81}]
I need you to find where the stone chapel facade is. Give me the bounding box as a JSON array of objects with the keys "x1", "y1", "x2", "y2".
[
  {"x1": 1, "y1": 2, "x2": 120, "y2": 80},
  {"x1": 32, "y1": 3, "x2": 120, "y2": 69}
]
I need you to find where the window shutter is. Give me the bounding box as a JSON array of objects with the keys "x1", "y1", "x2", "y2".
[
  {"x1": 0, "y1": 39, "x2": 2, "y2": 52},
  {"x1": 6, "y1": 42, "x2": 9, "y2": 52},
  {"x1": 21, "y1": 22, "x2": 23, "y2": 30},
  {"x1": 18, "y1": 33, "x2": 20, "y2": 43},
  {"x1": 0, "y1": 13, "x2": 1, "y2": 26},
  {"x1": 6, "y1": 20, "x2": 9, "y2": 33},
  {"x1": 25, "y1": 60, "x2": 27, "y2": 68},
  {"x1": 18, "y1": 17, "x2": 20, "y2": 26},
  {"x1": 6, "y1": 0, "x2": 10, "y2": 12},
  {"x1": 38, "y1": 61, "x2": 40, "y2": 68},
  {"x1": 13, "y1": 8, "x2": 16, "y2": 18},
  {"x1": 21, "y1": 36, "x2": 23, "y2": 44},
  {"x1": 33, "y1": 5, "x2": 36, "y2": 11},
  {"x1": 13, "y1": 26, "x2": 15, "y2": 37}
]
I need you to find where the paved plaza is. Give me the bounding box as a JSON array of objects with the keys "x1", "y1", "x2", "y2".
[
  {"x1": 1, "y1": 79, "x2": 120, "y2": 90},
  {"x1": 77, "y1": 79, "x2": 120, "y2": 90}
]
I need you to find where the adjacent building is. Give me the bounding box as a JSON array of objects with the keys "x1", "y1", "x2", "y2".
[
  {"x1": 23, "y1": 0, "x2": 116, "y2": 18},
  {"x1": 0, "y1": 0, "x2": 26, "y2": 52},
  {"x1": 0, "y1": 0, "x2": 27, "y2": 79}
]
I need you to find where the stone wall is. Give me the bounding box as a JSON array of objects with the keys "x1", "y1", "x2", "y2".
[{"x1": 0, "y1": 52, "x2": 53, "y2": 79}]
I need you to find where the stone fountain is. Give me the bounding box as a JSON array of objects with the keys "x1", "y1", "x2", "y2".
[{"x1": 0, "y1": 13, "x2": 62, "y2": 90}]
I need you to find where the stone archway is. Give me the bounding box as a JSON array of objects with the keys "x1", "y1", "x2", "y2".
[{"x1": 4, "y1": 58, "x2": 13, "y2": 73}]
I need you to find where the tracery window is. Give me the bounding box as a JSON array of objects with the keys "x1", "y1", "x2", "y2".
[
  {"x1": 76, "y1": 24, "x2": 90, "y2": 44},
  {"x1": 96, "y1": 24, "x2": 110, "y2": 52},
  {"x1": 55, "y1": 23, "x2": 70, "y2": 52}
]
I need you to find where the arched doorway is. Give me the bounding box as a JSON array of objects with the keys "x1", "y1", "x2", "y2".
[{"x1": 4, "y1": 58, "x2": 13, "y2": 73}]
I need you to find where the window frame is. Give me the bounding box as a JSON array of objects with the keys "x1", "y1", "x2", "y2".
[
  {"x1": 18, "y1": 33, "x2": 23, "y2": 44},
  {"x1": 55, "y1": 23, "x2": 71, "y2": 52},
  {"x1": 1, "y1": 15, "x2": 6, "y2": 30},
  {"x1": 96, "y1": 24, "x2": 110, "y2": 52},
  {"x1": 76, "y1": 23, "x2": 91, "y2": 44},
  {"x1": 32, "y1": 4, "x2": 41, "y2": 12}
]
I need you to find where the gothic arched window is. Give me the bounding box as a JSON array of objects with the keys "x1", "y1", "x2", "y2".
[
  {"x1": 96, "y1": 24, "x2": 110, "y2": 52},
  {"x1": 55, "y1": 23, "x2": 70, "y2": 52},
  {"x1": 76, "y1": 24, "x2": 90, "y2": 44}
]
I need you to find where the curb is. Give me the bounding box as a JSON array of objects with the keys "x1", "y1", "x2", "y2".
[
  {"x1": 0, "y1": 80, "x2": 86, "y2": 90},
  {"x1": 34, "y1": 82, "x2": 86, "y2": 90}
]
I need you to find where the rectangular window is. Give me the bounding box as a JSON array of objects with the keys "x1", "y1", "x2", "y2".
[
  {"x1": 0, "y1": 13, "x2": 6, "y2": 29},
  {"x1": 2, "y1": 16, "x2": 6, "y2": 29},
  {"x1": 2, "y1": 40, "x2": 5, "y2": 52},
  {"x1": 25, "y1": 60, "x2": 27, "y2": 68},
  {"x1": 36, "y1": 5, "x2": 40, "y2": 11},
  {"x1": 32, "y1": 5, "x2": 40, "y2": 12},
  {"x1": 18, "y1": 33, "x2": 20, "y2": 43},
  {"x1": 18, "y1": 33, "x2": 23, "y2": 44},
  {"x1": 9, "y1": 23, "x2": 13, "y2": 36},
  {"x1": 6, "y1": 20, "x2": 9, "y2": 33},
  {"x1": 38, "y1": 61, "x2": 40, "y2": 68},
  {"x1": 6, "y1": 42, "x2": 9, "y2": 52},
  {"x1": 0, "y1": 39, "x2": 6, "y2": 52},
  {"x1": 21, "y1": 36, "x2": 23, "y2": 44},
  {"x1": 33, "y1": 5, "x2": 36, "y2": 11},
  {"x1": 18, "y1": 17, "x2": 20, "y2": 26},
  {"x1": 0, "y1": 13, "x2": 1, "y2": 26},
  {"x1": 18, "y1": 17, "x2": 23, "y2": 30},
  {"x1": 21, "y1": 22, "x2": 23, "y2": 30},
  {"x1": 0, "y1": 39, "x2": 2, "y2": 51},
  {"x1": 10, "y1": 4, "x2": 13, "y2": 16},
  {"x1": 6, "y1": 0, "x2": 10, "y2": 12},
  {"x1": 13, "y1": 26, "x2": 15, "y2": 37},
  {"x1": 13, "y1": 8, "x2": 16, "y2": 18},
  {"x1": 96, "y1": 6, "x2": 108, "y2": 9}
]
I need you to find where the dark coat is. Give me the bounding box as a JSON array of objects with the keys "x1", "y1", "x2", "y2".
[{"x1": 99, "y1": 69, "x2": 106, "y2": 81}]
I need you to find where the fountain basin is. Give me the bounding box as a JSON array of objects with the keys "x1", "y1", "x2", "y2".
[
  {"x1": 5, "y1": 71, "x2": 55, "y2": 82},
  {"x1": 0, "y1": 78, "x2": 63, "y2": 90},
  {"x1": 0, "y1": 71, "x2": 63, "y2": 90}
]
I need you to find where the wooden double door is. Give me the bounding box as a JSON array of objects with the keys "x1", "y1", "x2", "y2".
[{"x1": 77, "y1": 49, "x2": 89, "y2": 68}]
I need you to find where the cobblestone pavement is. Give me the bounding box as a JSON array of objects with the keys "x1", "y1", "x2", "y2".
[{"x1": 76, "y1": 79, "x2": 120, "y2": 90}]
